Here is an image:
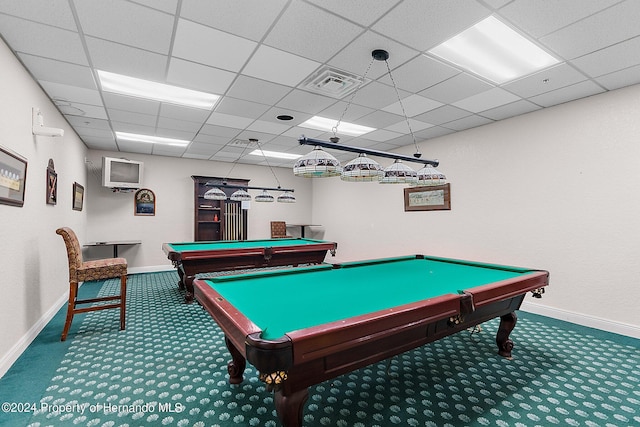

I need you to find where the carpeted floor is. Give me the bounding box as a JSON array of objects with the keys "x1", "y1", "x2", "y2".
[{"x1": 0, "y1": 271, "x2": 638, "y2": 427}]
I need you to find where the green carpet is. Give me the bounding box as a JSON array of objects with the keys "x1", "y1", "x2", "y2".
[{"x1": 0, "y1": 271, "x2": 638, "y2": 426}]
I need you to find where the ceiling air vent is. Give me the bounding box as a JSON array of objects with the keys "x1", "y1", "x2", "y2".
[
  {"x1": 303, "y1": 67, "x2": 366, "y2": 99},
  {"x1": 228, "y1": 138, "x2": 258, "y2": 148}
]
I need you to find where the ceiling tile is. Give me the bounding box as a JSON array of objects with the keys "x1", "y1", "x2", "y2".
[
  {"x1": 376, "y1": 55, "x2": 460, "y2": 93},
  {"x1": 442, "y1": 114, "x2": 493, "y2": 131},
  {"x1": 159, "y1": 103, "x2": 212, "y2": 123},
  {"x1": 39, "y1": 81, "x2": 102, "y2": 106},
  {"x1": 570, "y1": 36, "x2": 640, "y2": 78},
  {"x1": 198, "y1": 124, "x2": 242, "y2": 139},
  {"x1": 413, "y1": 105, "x2": 471, "y2": 125},
  {"x1": 246, "y1": 120, "x2": 291, "y2": 136},
  {"x1": 206, "y1": 112, "x2": 254, "y2": 129},
  {"x1": 357, "y1": 110, "x2": 405, "y2": 129},
  {"x1": 453, "y1": 88, "x2": 521, "y2": 113},
  {"x1": 157, "y1": 117, "x2": 203, "y2": 133},
  {"x1": 258, "y1": 107, "x2": 312, "y2": 127},
  {"x1": 102, "y1": 93, "x2": 160, "y2": 116},
  {"x1": 108, "y1": 109, "x2": 157, "y2": 127},
  {"x1": 306, "y1": 0, "x2": 398, "y2": 27},
  {"x1": 363, "y1": 129, "x2": 403, "y2": 142},
  {"x1": 372, "y1": 0, "x2": 490, "y2": 51},
  {"x1": 74, "y1": 0, "x2": 174, "y2": 54},
  {"x1": 382, "y1": 94, "x2": 443, "y2": 117},
  {"x1": 318, "y1": 102, "x2": 374, "y2": 123},
  {"x1": 328, "y1": 31, "x2": 420, "y2": 80},
  {"x1": 499, "y1": 0, "x2": 621, "y2": 38},
  {"x1": 384, "y1": 118, "x2": 434, "y2": 133},
  {"x1": 479, "y1": 99, "x2": 541, "y2": 121},
  {"x1": 539, "y1": 1, "x2": 640, "y2": 59},
  {"x1": 226, "y1": 75, "x2": 292, "y2": 106},
  {"x1": 503, "y1": 63, "x2": 589, "y2": 98},
  {"x1": 172, "y1": 18, "x2": 257, "y2": 72},
  {"x1": 0, "y1": 15, "x2": 87, "y2": 64},
  {"x1": 0, "y1": 0, "x2": 76, "y2": 29},
  {"x1": 179, "y1": 0, "x2": 288, "y2": 42},
  {"x1": 167, "y1": 58, "x2": 235, "y2": 95},
  {"x1": 18, "y1": 54, "x2": 96, "y2": 89},
  {"x1": 276, "y1": 90, "x2": 337, "y2": 115},
  {"x1": 595, "y1": 64, "x2": 640, "y2": 90},
  {"x1": 130, "y1": 0, "x2": 178, "y2": 14},
  {"x1": 215, "y1": 97, "x2": 270, "y2": 119},
  {"x1": 242, "y1": 45, "x2": 321, "y2": 87},
  {"x1": 528, "y1": 80, "x2": 605, "y2": 107},
  {"x1": 350, "y1": 81, "x2": 409, "y2": 110},
  {"x1": 86, "y1": 37, "x2": 168, "y2": 81},
  {"x1": 59, "y1": 102, "x2": 107, "y2": 120},
  {"x1": 419, "y1": 73, "x2": 493, "y2": 104},
  {"x1": 263, "y1": 1, "x2": 363, "y2": 63}
]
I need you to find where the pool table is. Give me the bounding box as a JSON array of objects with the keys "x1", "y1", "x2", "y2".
[
  {"x1": 194, "y1": 254, "x2": 548, "y2": 427},
  {"x1": 163, "y1": 238, "x2": 337, "y2": 303}
]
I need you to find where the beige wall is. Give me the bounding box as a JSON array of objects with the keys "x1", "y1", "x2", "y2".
[
  {"x1": 83, "y1": 150, "x2": 314, "y2": 271},
  {"x1": 311, "y1": 84, "x2": 640, "y2": 336},
  {"x1": 0, "y1": 39, "x2": 88, "y2": 374}
]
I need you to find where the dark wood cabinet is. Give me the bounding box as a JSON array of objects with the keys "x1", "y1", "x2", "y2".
[{"x1": 192, "y1": 176, "x2": 249, "y2": 241}]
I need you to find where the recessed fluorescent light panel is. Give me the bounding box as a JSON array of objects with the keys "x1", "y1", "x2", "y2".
[
  {"x1": 428, "y1": 16, "x2": 560, "y2": 84},
  {"x1": 249, "y1": 149, "x2": 302, "y2": 160},
  {"x1": 98, "y1": 70, "x2": 220, "y2": 109},
  {"x1": 116, "y1": 132, "x2": 190, "y2": 147},
  {"x1": 299, "y1": 116, "x2": 375, "y2": 137}
]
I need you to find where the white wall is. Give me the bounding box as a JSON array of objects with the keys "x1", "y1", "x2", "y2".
[
  {"x1": 0, "y1": 38, "x2": 88, "y2": 375},
  {"x1": 312, "y1": 84, "x2": 640, "y2": 337},
  {"x1": 84, "y1": 150, "x2": 314, "y2": 271}
]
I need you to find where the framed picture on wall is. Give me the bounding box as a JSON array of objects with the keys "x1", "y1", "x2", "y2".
[
  {"x1": 134, "y1": 188, "x2": 155, "y2": 216},
  {"x1": 404, "y1": 184, "x2": 451, "y2": 211},
  {"x1": 0, "y1": 145, "x2": 28, "y2": 207},
  {"x1": 72, "y1": 182, "x2": 84, "y2": 211}
]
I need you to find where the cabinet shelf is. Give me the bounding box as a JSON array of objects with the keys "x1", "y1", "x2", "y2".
[{"x1": 192, "y1": 176, "x2": 248, "y2": 241}]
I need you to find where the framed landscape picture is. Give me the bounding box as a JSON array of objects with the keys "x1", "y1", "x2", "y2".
[
  {"x1": 404, "y1": 184, "x2": 451, "y2": 211},
  {"x1": 0, "y1": 145, "x2": 28, "y2": 207}
]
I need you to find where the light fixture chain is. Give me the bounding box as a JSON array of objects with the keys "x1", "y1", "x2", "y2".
[
  {"x1": 333, "y1": 57, "x2": 375, "y2": 138},
  {"x1": 384, "y1": 59, "x2": 421, "y2": 156},
  {"x1": 256, "y1": 140, "x2": 282, "y2": 188}
]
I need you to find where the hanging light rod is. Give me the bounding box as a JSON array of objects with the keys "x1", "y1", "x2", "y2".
[
  {"x1": 298, "y1": 136, "x2": 439, "y2": 167},
  {"x1": 204, "y1": 182, "x2": 295, "y2": 192}
]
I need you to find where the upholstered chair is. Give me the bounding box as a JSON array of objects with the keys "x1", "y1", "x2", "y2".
[
  {"x1": 56, "y1": 227, "x2": 127, "y2": 341},
  {"x1": 270, "y1": 221, "x2": 292, "y2": 238}
]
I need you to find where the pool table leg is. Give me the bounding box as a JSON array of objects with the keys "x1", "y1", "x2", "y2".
[
  {"x1": 225, "y1": 336, "x2": 246, "y2": 384},
  {"x1": 183, "y1": 275, "x2": 195, "y2": 303},
  {"x1": 496, "y1": 311, "x2": 517, "y2": 358},
  {"x1": 275, "y1": 387, "x2": 308, "y2": 427}
]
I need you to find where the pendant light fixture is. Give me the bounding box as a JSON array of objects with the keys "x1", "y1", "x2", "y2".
[
  {"x1": 203, "y1": 186, "x2": 227, "y2": 200},
  {"x1": 293, "y1": 146, "x2": 342, "y2": 178},
  {"x1": 341, "y1": 153, "x2": 383, "y2": 182},
  {"x1": 294, "y1": 50, "x2": 446, "y2": 185},
  {"x1": 415, "y1": 164, "x2": 447, "y2": 186}
]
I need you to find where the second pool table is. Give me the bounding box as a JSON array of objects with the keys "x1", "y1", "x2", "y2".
[
  {"x1": 194, "y1": 254, "x2": 549, "y2": 427},
  {"x1": 163, "y1": 238, "x2": 337, "y2": 303}
]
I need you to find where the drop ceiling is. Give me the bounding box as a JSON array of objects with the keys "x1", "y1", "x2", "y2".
[{"x1": 1, "y1": 0, "x2": 639, "y2": 168}]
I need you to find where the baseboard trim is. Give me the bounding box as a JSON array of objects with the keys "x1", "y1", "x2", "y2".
[
  {"x1": 128, "y1": 265, "x2": 174, "y2": 275},
  {"x1": 0, "y1": 292, "x2": 68, "y2": 378},
  {"x1": 521, "y1": 301, "x2": 640, "y2": 339}
]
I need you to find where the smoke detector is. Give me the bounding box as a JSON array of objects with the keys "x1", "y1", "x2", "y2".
[{"x1": 303, "y1": 67, "x2": 367, "y2": 99}]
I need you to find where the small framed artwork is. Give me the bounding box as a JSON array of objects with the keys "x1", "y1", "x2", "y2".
[
  {"x1": 404, "y1": 184, "x2": 451, "y2": 211},
  {"x1": 0, "y1": 145, "x2": 28, "y2": 207},
  {"x1": 46, "y1": 159, "x2": 57, "y2": 205},
  {"x1": 134, "y1": 188, "x2": 155, "y2": 216},
  {"x1": 72, "y1": 182, "x2": 84, "y2": 211}
]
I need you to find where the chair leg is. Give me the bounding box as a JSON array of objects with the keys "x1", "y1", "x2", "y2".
[
  {"x1": 119, "y1": 274, "x2": 127, "y2": 331},
  {"x1": 61, "y1": 282, "x2": 78, "y2": 342}
]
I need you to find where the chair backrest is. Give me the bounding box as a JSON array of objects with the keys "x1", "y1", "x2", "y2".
[
  {"x1": 270, "y1": 221, "x2": 288, "y2": 238},
  {"x1": 56, "y1": 227, "x2": 83, "y2": 280}
]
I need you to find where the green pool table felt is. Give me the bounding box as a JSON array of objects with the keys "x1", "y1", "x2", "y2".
[{"x1": 202, "y1": 256, "x2": 538, "y2": 339}]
